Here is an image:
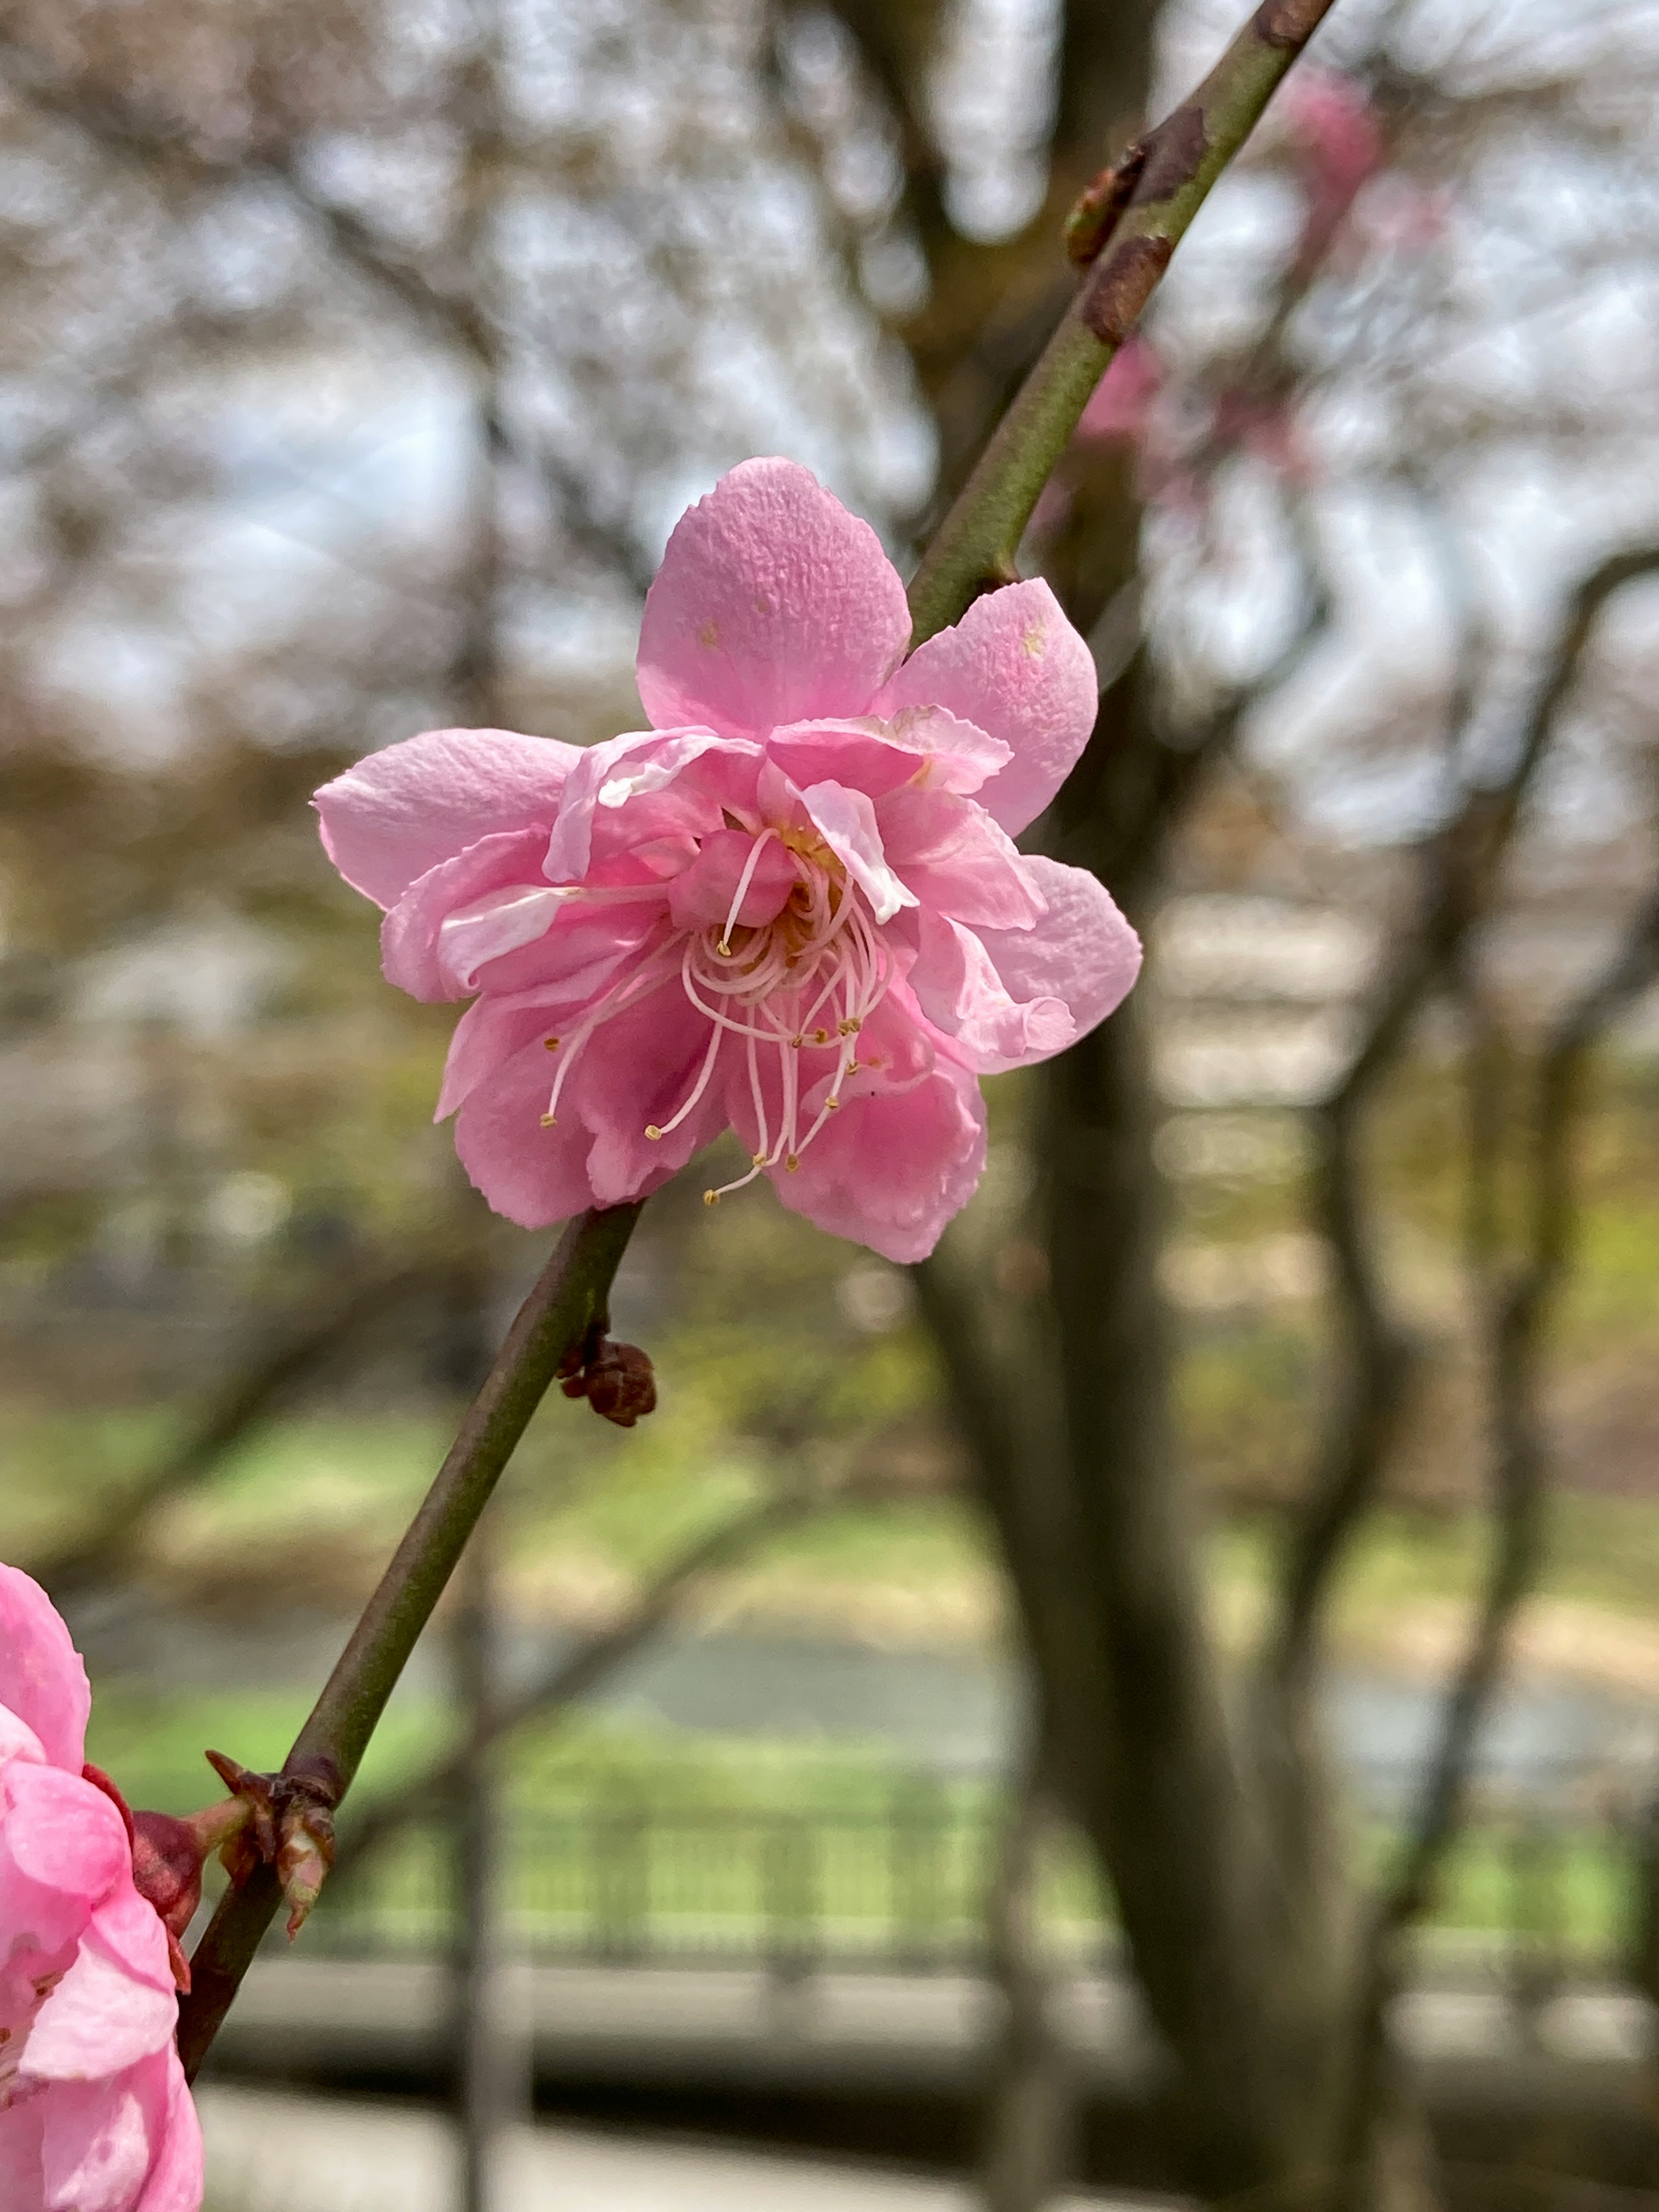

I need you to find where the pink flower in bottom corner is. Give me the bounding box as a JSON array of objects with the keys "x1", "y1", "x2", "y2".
[
  {"x1": 0, "y1": 1565, "x2": 203, "y2": 2212},
  {"x1": 315, "y1": 458, "x2": 1142, "y2": 1262}
]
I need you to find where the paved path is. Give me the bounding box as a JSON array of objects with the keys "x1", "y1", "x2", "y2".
[
  {"x1": 199, "y1": 2088, "x2": 1174, "y2": 2212},
  {"x1": 210, "y1": 1956, "x2": 1656, "y2": 2093}
]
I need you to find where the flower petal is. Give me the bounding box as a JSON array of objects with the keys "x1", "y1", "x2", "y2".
[
  {"x1": 906, "y1": 910, "x2": 1076, "y2": 1071},
  {"x1": 873, "y1": 580, "x2": 1097, "y2": 836},
  {"x1": 453, "y1": 978, "x2": 726, "y2": 1226},
  {"x1": 542, "y1": 731, "x2": 748, "y2": 886},
  {"x1": 24, "y1": 1891, "x2": 176, "y2": 2083},
  {"x1": 765, "y1": 708, "x2": 1011, "y2": 801},
  {"x1": 37, "y1": 2049, "x2": 185, "y2": 2212},
  {"x1": 972, "y1": 855, "x2": 1142, "y2": 1049},
  {"x1": 315, "y1": 728, "x2": 578, "y2": 909},
  {"x1": 0, "y1": 1567, "x2": 88, "y2": 1776},
  {"x1": 380, "y1": 830, "x2": 559, "y2": 1002},
  {"x1": 749, "y1": 1001, "x2": 987, "y2": 1263},
  {"x1": 132, "y1": 2051, "x2": 202, "y2": 2212},
  {"x1": 798, "y1": 781, "x2": 915, "y2": 926},
  {"x1": 636, "y1": 459, "x2": 911, "y2": 737},
  {"x1": 877, "y1": 787, "x2": 1047, "y2": 931}
]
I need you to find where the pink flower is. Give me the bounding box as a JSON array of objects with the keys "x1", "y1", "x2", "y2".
[
  {"x1": 317, "y1": 460, "x2": 1140, "y2": 1262},
  {"x1": 1075, "y1": 338, "x2": 1166, "y2": 449},
  {"x1": 0, "y1": 1566, "x2": 203, "y2": 2212},
  {"x1": 1279, "y1": 71, "x2": 1384, "y2": 267}
]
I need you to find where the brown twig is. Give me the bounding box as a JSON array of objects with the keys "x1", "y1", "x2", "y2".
[
  {"x1": 1341, "y1": 872, "x2": 1659, "y2": 2176},
  {"x1": 1272, "y1": 543, "x2": 1659, "y2": 1686},
  {"x1": 327, "y1": 1481, "x2": 825, "y2": 1885},
  {"x1": 175, "y1": 1204, "x2": 640, "y2": 2078}
]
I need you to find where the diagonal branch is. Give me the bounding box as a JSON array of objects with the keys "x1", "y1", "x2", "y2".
[
  {"x1": 906, "y1": 0, "x2": 1342, "y2": 643},
  {"x1": 1272, "y1": 543, "x2": 1659, "y2": 1686},
  {"x1": 175, "y1": 1203, "x2": 640, "y2": 2077},
  {"x1": 327, "y1": 1480, "x2": 853, "y2": 1886},
  {"x1": 1340, "y1": 873, "x2": 1659, "y2": 2168}
]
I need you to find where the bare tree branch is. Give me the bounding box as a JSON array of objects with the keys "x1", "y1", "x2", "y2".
[
  {"x1": 1272, "y1": 543, "x2": 1659, "y2": 1686},
  {"x1": 1340, "y1": 871, "x2": 1659, "y2": 2178},
  {"x1": 327, "y1": 1479, "x2": 849, "y2": 1885},
  {"x1": 32, "y1": 1256, "x2": 442, "y2": 1600},
  {"x1": 0, "y1": 33, "x2": 655, "y2": 594}
]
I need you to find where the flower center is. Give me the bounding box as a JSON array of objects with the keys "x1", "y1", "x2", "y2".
[{"x1": 536, "y1": 828, "x2": 895, "y2": 1204}]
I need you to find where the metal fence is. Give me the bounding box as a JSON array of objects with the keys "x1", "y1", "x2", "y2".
[{"x1": 302, "y1": 1771, "x2": 1658, "y2": 2000}]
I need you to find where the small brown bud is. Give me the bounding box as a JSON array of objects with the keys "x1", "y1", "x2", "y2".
[
  {"x1": 1063, "y1": 143, "x2": 1146, "y2": 266},
  {"x1": 581, "y1": 1341, "x2": 658, "y2": 1428}
]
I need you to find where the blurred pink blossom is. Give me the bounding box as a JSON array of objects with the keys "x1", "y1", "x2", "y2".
[
  {"x1": 1279, "y1": 70, "x2": 1385, "y2": 265},
  {"x1": 0, "y1": 1565, "x2": 202, "y2": 2212},
  {"x1": 317, "y1": 459, "x2": 1141, "y2": 1262},
  {"x1": 1075, "y1": 338, "x2": 1166, "y2": 448}
]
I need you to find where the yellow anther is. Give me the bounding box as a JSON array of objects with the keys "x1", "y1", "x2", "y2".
[
  {"x1": 703, "y1": 1189, "x2": 720, "y2": 1206},
  {"x1": 790, "y1": 1035, "x2": 805, "y2": 1049},
  {"x1": 813, "y1": 1028, "x2": 830, "y2": 1045},
  {"x1": 717, "y1": 938, "x2": 732, "y2": 957},
  {"x1": 826, "y1": 1095, "x2": 841, "y2": 1111},
  {"x1": 539, "y1": 1113, "x2": 558, "y2": 1128},
  {"x1": 838, "y1": 1017, "x2": 860, "y2": 1036},
  {"x1": 645, "y1": 1125, "x2": 663, "y2": 1141},
  {"x1": 751, "y1": 1152, "x2": 767, "y2": 1167},
  {"x1": 785, "y1": 1154, "x2": 801, "y2": 1173},
  {"x1": 543, "y1": 1036, "x2": 561, "y2": 1052}
]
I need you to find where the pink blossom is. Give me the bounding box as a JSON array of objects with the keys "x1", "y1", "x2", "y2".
[
  {"x1": 1279, "y1": 71, "x2": 1384, "y2": 266},
  {"x1": 0, "y1": 1565, "x2": 203, "y2": 2212},
  {"x1": 317, "y1": 459, "x2": 1140, "y2": 1262},
  {"x1": 1075, "y1": 338, "x2": 1166, "y2": 449}
]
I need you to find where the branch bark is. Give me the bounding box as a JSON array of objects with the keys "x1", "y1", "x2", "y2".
[
  {"x1": 1272, "y1": 543, "x2": 1659, "y2": 1686},
  {"x1": 175, "y1": 1202, "x2": 640, "y2": 2077},
  {"x1": 1341, "y1": 875, "x2": 1659, "y2": 2185}
]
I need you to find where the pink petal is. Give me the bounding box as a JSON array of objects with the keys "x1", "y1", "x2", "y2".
[
  {"x1": 434, "y1": 925, "x2": 670, "y2": 1123},
  {"x1": 877, "y1": 787, "x2": 1047, "y2": 931},
  {"x1": 666, "y1": 829, "x2": 798, "y2": 933},
  {"x1": 726, "y1": 998, "x2": 987, "y2": 1263},
  {"x1": 906, "y1": 910, "x2": 1076, "y2": 1071},
  {"x1": 24, "y1": 1907, "x2": 176, "y2": 2082},
  {"x1": 971, "y1": 855, "x2": 1141, "y2": 1047},
  {"x1": 37, "y1": 2050, "x2": 184, "y2": 2212},
  {"x1": 765, "y1": 708, "x2": 1011, "y2": 801},
  {"x1": 542, "y1": 731, "x2": 748, "y2": 886},
  {"x1": 0, "y1": 1569, "x2": 89, "y2": 1776},
  {"x1": 132, "y1": 2052, "x2": 202, "y2": 2212},
  {"x1": 0, "y1": 2098, "x2": 45, "y2": 2211},
  {"x1": 636, "y1": 459, "x2": 912, "y2": 738},
  {"x1": 873, "y1": 580, "x2": 1098, "y2": 836},
  {"x1": 379, "y1": 829, "x2": 558, "y2": 1002},
  {"x1": 0, "y1": 1768, "x2": 129, "y2": 1958},
  {"x1": 454, "y1": 979, "x2": 727, "y2": 1226},
  {"x1": 797, "y1": 781, "x2": 915, "y2": 926},
  {"x1": 315, "y1": 728, "x2": 578, "y2": 909}
]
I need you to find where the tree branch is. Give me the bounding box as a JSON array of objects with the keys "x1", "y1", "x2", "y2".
[
  {"x1": 906, "y1": 0, "x2": 1342, "y2": 645},
  {"x1": 175, "y1": 1202, "x2": 640, "y2": 2078},
  {"x1": 327, "y1": 1480, "x2": 828, "y2": 1885},
  {"x1": 1272, "y1": 543, "x2": 1659, "y2": 1684}
]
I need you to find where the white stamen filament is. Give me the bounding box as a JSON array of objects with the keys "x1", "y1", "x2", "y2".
[{"x1": 532, "y1": 829, "x2": 897, "y2": 1207}]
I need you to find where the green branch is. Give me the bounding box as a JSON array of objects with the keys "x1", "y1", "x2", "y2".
[
  {"x1": 175, "y1": 1203, "x2": 639, "y2": 2078},
  {"x1": 906, "y1": 0, "x2": 1341, "y2": 645}
]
